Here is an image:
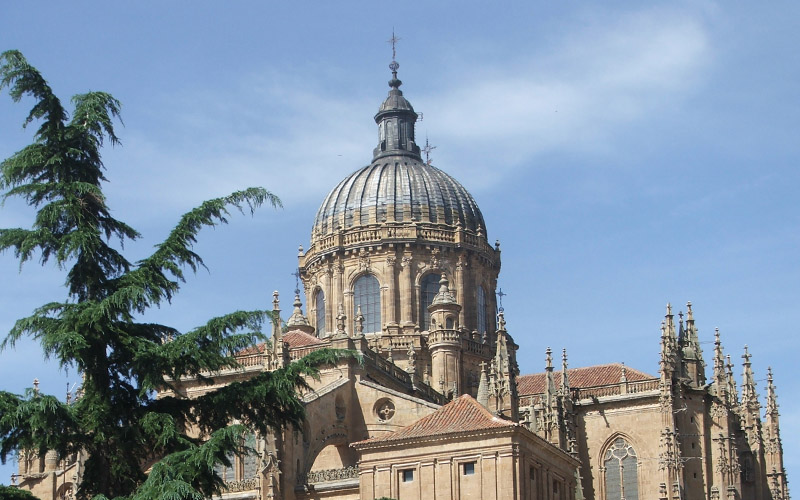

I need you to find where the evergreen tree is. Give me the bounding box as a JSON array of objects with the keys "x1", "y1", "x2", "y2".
[{"x1": 0, "y1": 50, "x2": 345, "y2": 499}]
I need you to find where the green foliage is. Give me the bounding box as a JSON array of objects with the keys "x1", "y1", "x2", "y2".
[
  {"x1": 0, "y1": 485, "x2": 38, "y2": 499},
  {"x1": 0, "y1": 50, "x2": 348, "y2": 500}
]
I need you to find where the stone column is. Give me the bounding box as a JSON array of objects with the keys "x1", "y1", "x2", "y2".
[
  {"x1": 385, "y1": 255, "x2": 398, "y2": 333},
  {"x1": 400, "y1": 252, "x2": 414, "y2": 329}
]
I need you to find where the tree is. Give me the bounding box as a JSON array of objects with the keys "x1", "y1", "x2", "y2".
[
  {"x1": 0, "y1": 50, "x2": 346, "y2": 500},
  {"x1": 0, "y1": 485, "x2": 37, "y2": 499}
]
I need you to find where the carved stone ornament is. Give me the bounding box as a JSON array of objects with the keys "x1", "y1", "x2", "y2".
[{"x1": 375, "y1": 398, "x2": 396, "y2": 422}]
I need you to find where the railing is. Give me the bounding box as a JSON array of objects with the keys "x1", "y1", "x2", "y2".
[
  {"x1": 299, "y1": 466, "x2": 358, "y2": 485},
  {"x1": 361, "y1": 349, "x2": 446, "y2": 405},
  {"x1": 305, "y1": 223, "x2": 495, "y2": 258},
  {"x1": 225, "y1": 477, "x2": 259, "y2": 492},
  {"x1": 519, "y1": 378, "x2": 660, "y2": 405},
  {"x1": 572, "y1": 378, "x2": 660, "y2": 401}
]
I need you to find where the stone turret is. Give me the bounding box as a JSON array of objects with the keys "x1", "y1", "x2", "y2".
[{"x1": 428, "y1": 275, "x2": 462, "y2": 398}]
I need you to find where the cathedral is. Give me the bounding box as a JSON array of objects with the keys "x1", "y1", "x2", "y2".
[{"x1": 13, "y1": 57, "x2": 790, "y2": 500}]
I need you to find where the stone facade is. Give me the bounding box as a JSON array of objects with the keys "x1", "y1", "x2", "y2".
[{"x1": 12, "y1": 60, "x2": 789, "y2": 500}]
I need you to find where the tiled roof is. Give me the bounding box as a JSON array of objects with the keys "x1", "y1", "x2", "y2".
[
  {"x1": 236, "y1": 343, "x2": 267, "y2": 356},
  {"x1": 354, "y1": 394, "x2": 514, "y2": 446},
  {"x1": 234, "y1": 332, "x2": 325, "y2": 357},
  {"x1": 283, "y1": 330, "x2": 325, "y2": 348},
  {"x1": 517, "y1": 363, "x2": 655, "y2": 396}
]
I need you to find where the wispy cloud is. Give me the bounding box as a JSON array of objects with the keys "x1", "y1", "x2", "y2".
[
  {"x1": 422, "y1": 7, "x2": 712, "y2": 187},
  {"x1": 101, "y1": 6, "x2": 712, "y2": 219}
]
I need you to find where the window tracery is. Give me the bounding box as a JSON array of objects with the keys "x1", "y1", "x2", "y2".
[{"x1": 603, "y1": 437, "x2": 639, "y2": 500}]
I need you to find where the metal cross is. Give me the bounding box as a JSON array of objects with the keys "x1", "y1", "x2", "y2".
[
  {"x1": 496, "y1": 288, "x2": 506, "y2": 310},
  {"x1": 388, "y1": 30, "x2": 401, "y2": 61},
  {"x1": 423, "y1": 137, "x2": 437, "y2": 165},
  {"x1": 291, "y1": 268, "x2": 302, "y2": 295}
]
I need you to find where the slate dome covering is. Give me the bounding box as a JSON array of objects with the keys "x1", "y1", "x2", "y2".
[{"x1": 312, "y1": 159, "x2": 487, "y2": 238}]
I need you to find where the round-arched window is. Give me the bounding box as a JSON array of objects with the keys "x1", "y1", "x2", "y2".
[
  {"x1": 354, "y1": 275, "x2": 381, "y2": 334},
  {"x1": 315, "y1": 290, "x2": 326, "y2": 337},
  {"x1": 420, "y1": 273, "x2": 441, "y2": 330}
]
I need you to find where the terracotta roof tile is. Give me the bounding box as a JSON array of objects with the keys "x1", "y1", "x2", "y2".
[
  {"x1": 354, "y1": 394, "x2": 514, "y2": 446},
  {"x1": 234, "y1": 332, "x2": 325, "y2": 357},
  {"x1": 283, "y1": 330, "x2": 325, "y2": 348},
  {"x1": 517, "y1": 363, "x2": 655, "y2": 396}
]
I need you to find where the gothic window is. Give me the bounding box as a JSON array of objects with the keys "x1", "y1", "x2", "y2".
[
  {"x1": 476, "y1": 285, "x2": 487, "y2": 333},
  {"x1": 353, "y1": 274, "x2": 381, "y2": 333},
  {"x1": 420, "y1": 273, "x2": 441, "y2": 330},
  {"x1": 315, "y1": 290, "x2": 326, "y2": 337},
  {"x1": 603, "y1": 438, "x2": 639, "y2": 500},
  {"x1": 213, "y1": 431, "x2": 259, "y2": 484}
]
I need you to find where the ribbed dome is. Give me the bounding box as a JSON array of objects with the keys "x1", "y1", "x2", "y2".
[{"x1": 312, "y1": 158, "x2": 486, "y2": 240}]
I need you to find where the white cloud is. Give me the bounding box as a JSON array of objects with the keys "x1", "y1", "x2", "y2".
[{"x1": 99, "y1": 7, "x2": 713, "y2": 220}]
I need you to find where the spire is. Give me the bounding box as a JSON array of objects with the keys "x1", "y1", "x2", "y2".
[
  {"x1": 725, "y1": 354, "x2": 739, "y2": 407},
  {"x1": 373, "y1": 32, "x2": 421, "y2": 161},
  {"x1": 431, "y1": 274, "x2": 457, "y2": 306},
  {"x1": 545, "y1": 347, "x2": 556, "y2": 405},
  {"x1": 286, "y1": 293, "x2": 310, "y2": 328},
  {"x1": 560, "y1": 348, "x2": 570, "y2": 396},
  {"x1": 765, "y1": 367, "x2": 778, "y2": 418},
  {"x1": 740, "y1": 345, "x2": 759, "y2": 413},
  {"x1": 477, "y1": 361, "x2": 489, "y2": 407},
  {"x1": 712, "y1": 328, "x2": 729, "y2": 401}
]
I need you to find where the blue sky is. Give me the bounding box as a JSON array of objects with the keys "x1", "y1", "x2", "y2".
[{"x1": 1, "y1": 0, "x2": 798, "y2": 485}]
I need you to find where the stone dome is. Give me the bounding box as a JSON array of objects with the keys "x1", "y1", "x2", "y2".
[{"x1": 312, "y1": 159, "x2": 487, "y2": 239}]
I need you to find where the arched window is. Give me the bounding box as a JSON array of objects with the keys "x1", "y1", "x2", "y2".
[
  {"x1": 419, "y1": 273, "x2": 441, "y2": 330},
  {"x1": 315, "y1": 290, "x2": 326, "y2": 337},
  {"x1": 476, "y1": 286, "x2": 487, "y2": 333},
  {"x1": 604, "y1": 437, "x2": 639, "y2": 500},
  {"x1": 353, "y1": 275, "x2": 381, "y2": 333}
]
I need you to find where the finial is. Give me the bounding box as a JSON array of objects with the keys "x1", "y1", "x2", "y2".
[
  {"x1": 291, "y1": 269, "x2": 302, "y2": 295},
  {"x1": 33, "y1": 378, "x2": 40, "y2": 395},
  {"x1": 423, "y1": 136, "x2": 436, "y2": 165},
  {"x1": 666, "y1": 303, "x2": 672, "y2": 316},
  {"x1": 335, "y1": 303, "x2": 347, "y2": 336},
  {"x1": 272, "y1": 290, "x2": 280, "y2": 311},
  {"x1": 686, "y1": 301, "x2": 693, "y2": 320},
  {"x1": 546, "y1": 347, "x2": 553, "y2": 369},
  {"x1": 387, "y1": 30, "x2": 402, "y2": 89},
  {"x1": 621, "y1": 363, "x2": 628, "y2": 383},
  {"x1": 497, "y1": 308, "x2": 506, "y2": 331},
  {"x1": 496, "y1": 288, "x2": 506, "y2": 310},
  {"x1": 742, "y1": 345, "x2": 751, "y2": 364},
  {"x1": 562, "y1": 348, "x2": 568, "y2": 368},
  {"x1": 495, "y1": 239, "x2": 500, "y2": 251},
  {"x1": 298, "y1": 245, "x2": 304, "y2": 256},
  {"x1": 354, "y1": 304, "x2": 365, "y2": 336}
]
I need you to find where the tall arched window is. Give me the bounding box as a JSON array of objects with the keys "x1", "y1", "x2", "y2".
[
  {"x1": 315, "y1": 290, "x2": 326, "y2": 337},
  {"x1": 603, "y1": 437, "x2": 639, "y2": 500},
  {"x1": 419, "y1": 273, "x2": 441, "y2": 330},
  {"x1": 354, "y1": 275, "x2": 381, "y2": 333},
  {"x1": 476, "y1": 286, "x2": 487, "y2": 334}
]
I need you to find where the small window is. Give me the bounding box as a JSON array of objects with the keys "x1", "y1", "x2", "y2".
[
  {"x1": 463, "y1": 462, "x2": 475, "y2": 475},
  {"x1": 401, "y1": 469, "x2": 414, "y2": 482}
]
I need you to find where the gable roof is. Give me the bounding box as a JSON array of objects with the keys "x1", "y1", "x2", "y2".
[
  {"x1": 517, "y1": 363, "x2": 655, "y2": 396},
  {"x1": 283, "y1": 330, "x2": 326, "y2": 348},
  {"x1": 353, "y1": 394, "x2": 514, "y2": 447},
  {"x1": 234, "y1": 332, "x2": 326, "y2": 357}
]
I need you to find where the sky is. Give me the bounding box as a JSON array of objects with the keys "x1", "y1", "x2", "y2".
[{"x1": 1, "y1": 0, "x2": 798, "y2": 486}]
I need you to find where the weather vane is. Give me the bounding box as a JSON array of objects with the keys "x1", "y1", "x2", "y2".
[{"x1": 423, "y1": 136, "x2": 437, "y2": 165}]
